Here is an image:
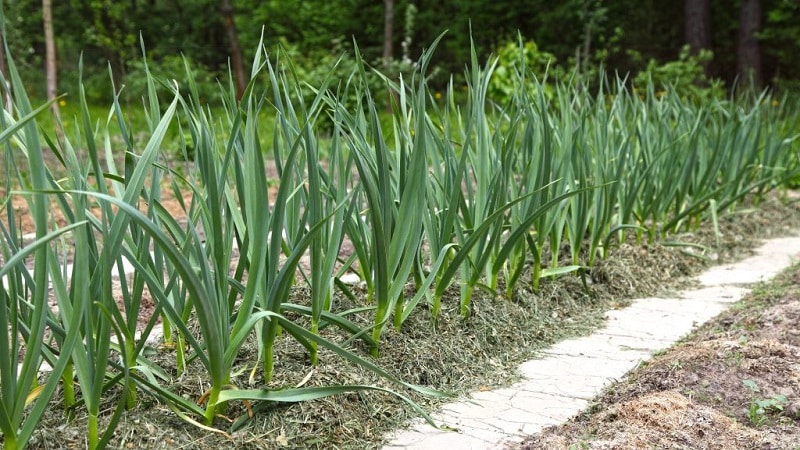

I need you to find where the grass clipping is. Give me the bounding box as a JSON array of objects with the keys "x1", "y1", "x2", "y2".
[{"x1": 27, "y1": 196, "x2": 800, "y2": 450}]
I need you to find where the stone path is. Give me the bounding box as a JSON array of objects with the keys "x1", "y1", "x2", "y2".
[{"x1": 383, "y1": 236, "x2": 800, "y2": 450}]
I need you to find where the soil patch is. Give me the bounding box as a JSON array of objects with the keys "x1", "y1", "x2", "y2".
[{"x1": 514, "y1": 265, "x2": 800, "y2": 450}]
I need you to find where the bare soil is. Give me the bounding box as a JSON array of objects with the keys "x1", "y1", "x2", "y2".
[{"x1": 513, "y1": 266, "x2": 800, "y2": 450}]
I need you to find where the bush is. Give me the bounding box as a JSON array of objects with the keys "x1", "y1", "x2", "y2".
[
  {"x1": 632, "y1": 45, "x2": 724, "y2": 102},
  {"x1": 488, "y1": 38, "x2": 560, "y2": 105}
]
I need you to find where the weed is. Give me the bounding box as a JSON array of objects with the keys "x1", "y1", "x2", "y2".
[{"x1": 743, "y1": 379, "x2": 787, "y2": 427}]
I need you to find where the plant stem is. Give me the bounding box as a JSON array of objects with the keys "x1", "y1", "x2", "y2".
[
  {"x1": 88, "y1": 412, "x2": 99, "y2": 450},
  {"x1": 460, "y1": 283, "x2": 475, "y2": 318},
  {"x1": 203, "y1": 386, "x2": 220, "y2": 426},
  {"x1": 61, "y1": 362, "x2": 75, "y2": 417},
  {"x1": 309, "y1": 322, "x2": 319, "y2": 365}
]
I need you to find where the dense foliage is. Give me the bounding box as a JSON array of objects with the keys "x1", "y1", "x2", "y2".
[{"x1": 2, "y1": 0, "x2": 799, "y2": 103}]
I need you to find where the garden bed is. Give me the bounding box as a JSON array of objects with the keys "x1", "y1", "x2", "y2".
[{"x1": 18, "y1": 195, "x2": 800, "y2": 449}]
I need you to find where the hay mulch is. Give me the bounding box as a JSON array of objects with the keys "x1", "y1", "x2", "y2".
[{"x1": 17, "y1": 194, "x2": 800, "y2": 449}]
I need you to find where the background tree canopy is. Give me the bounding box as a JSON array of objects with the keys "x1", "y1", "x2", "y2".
[{"x1": 2, "y1": 0, "x2": 799, "y2": 103}]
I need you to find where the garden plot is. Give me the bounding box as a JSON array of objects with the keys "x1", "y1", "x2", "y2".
[
  {"x1": 2, "y1": 39, "x2": 799, "y2": 450},
  {"x1": 515, "y1": 262, "x2": 800, "y2": 450}
]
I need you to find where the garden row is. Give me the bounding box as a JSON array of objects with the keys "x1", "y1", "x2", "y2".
[{"x1": 0, "y1": 38, "x2": 797, "y2": 449}]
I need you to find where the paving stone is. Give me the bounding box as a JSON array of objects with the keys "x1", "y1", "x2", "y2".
[
  {"x1": 697, "y1": 238, "x2": 800, "y2": 286},
  {"x1": 505, "y1": 391, "x2": 588, "y2": 422},
  {"x1": 338, "y1": 273, "x2": 362, "y2": 285},
  {"x1": 542, "y1": 335, "x2": 650, "y2": 362},
  {"x1": 698, "y1": 264, "x2": 778, "y2": 286},
  {"x1": 590, "y1": 331, "x2": 673, "y2": 352},
  {"x1": 387, "y1": 423, "x2": 507, "y2": 449},
  {"x1": 678, "y1": 285, "x2": 750, "y2": 303},
  {"x1": 625, "y1": 296, "x2": 733, "y2": 315},
  {"x1": 518, "y1": 355, "x2": 634, "y2": 384},
  {"x1": 456, "y1": 425, "x2": 513, "y2": 445},
  {"x1": 517, "y1": 359, "x2": 630, "y2": 399},
  {"x1": 605, "y1": 300, "x2": 729, "y2": 332},
  {"x1": 600, "y1": 309, "x2": 699, "y2": 342}
]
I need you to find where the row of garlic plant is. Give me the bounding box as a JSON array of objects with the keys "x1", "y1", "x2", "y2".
[
  {"x1": 1, "y1": 36, "x2": 798, "y2": 448},
  {"x1": 0, "y1": 38, "x2": 445, "y2": 450}
]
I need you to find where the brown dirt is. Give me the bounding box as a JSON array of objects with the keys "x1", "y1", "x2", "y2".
[{"x1": 514, "y1": 268, "x2": 800, "y2": 450}]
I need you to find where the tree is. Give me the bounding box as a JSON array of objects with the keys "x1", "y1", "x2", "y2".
[
  {"x1": 383, "y1": 0, "x2": 394, "y2": 68},
  {"x1": 737, "y1": 0, "x2": 762, "y2": 87},
  {"x1": 42, "y1": 0, "x2": 59, "y2": 119},
  {"x1": 0, "y1": 26, "x2": 10, "y2": 110},
  {"x1": 221, "y1": 0, "x2": 246, "y2": 100},
  {"x1": 685, "y1": 0, "x2": 712, "y2": 77}
]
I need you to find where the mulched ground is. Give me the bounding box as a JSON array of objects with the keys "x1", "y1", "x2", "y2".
[{"x1": 5, "y1": 147, "x2": 800, "y2": 449}]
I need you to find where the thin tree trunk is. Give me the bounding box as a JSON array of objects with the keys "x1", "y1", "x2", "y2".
[
  {"x1": 685, "y1": 0, "x2": 712, "y2": 77},
  {"x1": 737, "y1": 0, "x2": 762, "y2": 88},
  {"x1": 43, "y1": 0, "x2": 60, "y2": 120},
  {"x1": 221, "y1": 0, "x2": 246, "y2": 100},
  {"x1": 43, "y1": 0, "x2": 63, "y2": 142},
  {"x1": 382, "y1": 0, "x2": 395, "y2": 112},
  {"x1": 382, "y1": 0, "x2": 394, "y2": 68},
  {"x1": 0, "y1": 31, "x2": 11, "y2": 110}
]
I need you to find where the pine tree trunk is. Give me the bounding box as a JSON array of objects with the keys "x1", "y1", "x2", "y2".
[
  {"x1": 43, "y1": 0, "x2": 60, "y2": 119},
  {"x1": 737, "y1": 0, "x2": 762, "y2": 88},
  {"x1": 382, "y1": 0, "x2": 395, "y2": 68},
  {"x1": 0, "y1": 31, "x2": 11, "y2": 110},
  {"x1": 684, "y1": 0, "x2": 712, "y2": 77},
  {"x1": 221, "y1": 0, "x2": 246, "y2": 100}
]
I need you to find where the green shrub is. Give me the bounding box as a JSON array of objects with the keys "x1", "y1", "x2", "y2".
[
  {"x1": 488, "y1": 38, "x2": 560, "y2": 105},
  {"x1": 632, "y1": 45, "x2": 724, "y2": 102}
]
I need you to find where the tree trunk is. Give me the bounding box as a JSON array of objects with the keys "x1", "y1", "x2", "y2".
[
  {"x1": 684, "y1": 0, "x2": 712, "y2": 77},
  {"x1": 221, "y1": 0, "x2": 246, "y2": 100},
  {"x1": 382, "y1": 0, "x2": 394, "y2": 68},
  {"x1": 43, "y1": 0, "x2": 60, "y2": 119},
  {"x1": 737, "y1": 0, "x2": 762, "y2": 88},
  {"x1": 382, "y1": 0, "x2": 395, "y2": 112},
  {"x1": 0, "y1": 31, "x2": 11, "y2": 110}
]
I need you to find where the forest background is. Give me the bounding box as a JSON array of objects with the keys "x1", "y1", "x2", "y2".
[{"x1": 2, "y1": 0, "x2": 799, "y2": 109}]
